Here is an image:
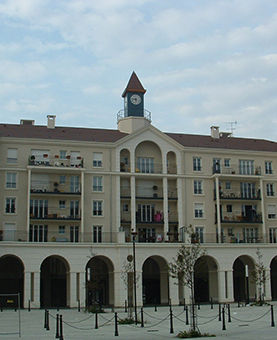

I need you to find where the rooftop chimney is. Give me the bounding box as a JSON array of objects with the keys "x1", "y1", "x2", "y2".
[
  {"x1": 47, "y1": 115, "x2": 56, "y2": 129},
  {"x1": 20, "y1": 119, "x2": 35, "y2": 125},
  {"x1": 210, "y1": 126, "x2": 220, "y2": 139}
]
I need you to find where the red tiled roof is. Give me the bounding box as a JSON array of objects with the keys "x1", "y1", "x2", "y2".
[
  {"x1": 166, "y1": 132, "x2": 277, "y2": 152},
  {"x1": 0, "y1": 123, "x2": 276, "y2": 152}
]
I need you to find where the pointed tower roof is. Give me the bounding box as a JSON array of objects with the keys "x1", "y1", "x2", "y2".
[{"x1": 122, "y1": 71, "x2": 146, "y2": 97}]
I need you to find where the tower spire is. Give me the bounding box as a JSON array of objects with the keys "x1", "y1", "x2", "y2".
[{"x1": 122, "y1": 72, "x2": 146, "y2": 98}]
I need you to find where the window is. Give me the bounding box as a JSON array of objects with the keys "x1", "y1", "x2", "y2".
[
  {"x1": 266, "y1": 183, "x2": 275, "y2": 197},
  {"x1": 195, "y1": 227, "x2": 204, "y2": 243},
  {"x1": 227, "y1": 205, "x2": 232, "y2": 213},
  {"x1": 265, "y1": 161, "x2": 273, "y2": 175},
  {"x1": 70, "y1": 176, "x2": 80, "y2": 193},
  {"x1": 268, "y1": 205, "x2": 276, "y2": 219},
  {"x1": 224, "y1": 159, "x2": 230, "y2": 167},
  {"x1": 7, "y1": 148, "x2": 17, "y2": 164},
  {"x1": 60, "y1": 175, "x2": 66, "y2": 185},
  {"x1": 194, "y1": 180, "x2": 203, "y2": 195},
  {"x1": 270, "y1": 228, "x2": 277, "y2": 243},
  {"x1": 70, "y1": 226, "x2": 79, "y2": 242},
  {"x1": 93, "y1": 152, "x2": 103, "y2": 167},
  {"x1": 227, "y1": 227, "x2": 234, "y2": 236},
  {"x1": 93, "y1": 176, "x2": 103, "y2": 191},
  {"x1": 30, "y1": 199, "x2": 48, "y2": 218},
  {"x1": 213, "y1": 158, "x2": 221, "y2": 173},
  {"x1": 137, "y1": 204, "x2": 154, "y2": 222},
  {"x1": 137, "y1": 157, "x2": 154, "y2": 173},
  {"x1": 70, "y1": 201, "x2": 79, "y2": 218},
  {"x1": 3, "y1": 223, "x2": 16, "y2": 241},
  {"x1": 226, "y1": 181, "x2": 231, "y2": 190},
  {"x1": 6, "y1": 172, "x2": 17, "y2": 189},
  {"x1": 5, "y1": 197, "x2": 16, "y2": 214},
  {"x1": 194, "y1": 203, "x2": 204, "y2": 218},
  {"x1": 93, "y1": 200, "x2": 103, "y2": 216},
  {"x1": 59, "y1": 200, "x2": 66, "y2": 209},
  {"x1": 239, "y1": 160, "x2": 254, "y2": 175},
  {"x1": 241, "y1": 182, "x2": 255, "y2": 199},
  {"x1": 122, "y1": 157, "x2": 129, "y2": 165},
  {"x1": 193, "y1": 157, "x2": 202, "y2": 171},
  {"x1": 123, "y1": 204, "x2": 129, "y2": 212},
  {"x1": 243, "y1": 227, "x2": 258, "y2": 243},
  {"x1": 29, "y1": 225, "x2": 48, "y2": 242},
  {"x1": 60, "y1": 150, "x2": 66, "y2": 159},
  {"x1": 93, "y1": 225, "x2": 102, "y2": 243},
  {"x1": 59, "y1": 226, "x2": 65, "y2": 234}
]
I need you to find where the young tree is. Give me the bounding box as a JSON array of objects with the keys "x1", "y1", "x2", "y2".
[
  {"x1": 252, "y1": 248, "x2": 269, "y2": 305},
  {"x1": 169, "y1": 225, "x2": 207, "y2": 331}
]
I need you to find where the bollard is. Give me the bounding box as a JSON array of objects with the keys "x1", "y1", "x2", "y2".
[
  {"x1": 218, "y1": 303, "x2": 221, "y2": 321},
  {"x1": 28, "y1": 299, "x2": 31, "y2": 312},
  {"x1": 114, "y1": 312, "x2": 119, "y2": 336},
  {"x1": 271, "y1": 305, "x2": 275, "y2": 327},
  {"x1": 95, "y1": 311, "x2": 98, "y2": 329},
  {"x1": 78, "y1": 300, "x2": 80, "y2": 312},
  {"x1": 185, "y1": 305, "x2": 189, "y2": 325},
  {"x1": 46, "y1": 310, "x2": 50, "y2": 331},
  {"x1": 56, "y1": 314, "x2": 60, "y2": 339},
  {"x1": 169, "y1": 308, "x2": 174, "y2": 334},
  {"x1": 154, "y1": 299, "x2": 157, "y2": 312},
  {"x1": 59, "y1": 315, "x2": 64, "y2": 340},
  {"x1": 198, "y1": 298, "x2": 200, "y2": 310},
  {"x1": 169, "y1": 298, "x2": 172, "y2": 311},
  {"x1": 228, "y1": 304, "x2": 231, "y2": 323},
  {"x1": 141, "y1": 308, "x2": 144, "y2": 327},
  {"x1": 57, "y1": 299, "x2": 60, "y2": 312},
  {"x1": 222, "y1": 307, "x2": 226, "y2": 330},
  {"x1": 183, "y1": 298, "x2": 186, "y2": 311},
  {"x1": 44, "y1": 309, "x2": 47, "y2": 329},
  {"x1": 125, "y1": 300, "x2": 127, "y2": 313},
  {"x1": 211, "y1": 297, "x2": 213, "y2": 309}
]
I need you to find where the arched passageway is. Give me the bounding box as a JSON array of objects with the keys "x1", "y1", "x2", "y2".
[
  {"x1": 40, "y1": 256, "x2": 69, "y2": 308},
  {"x1": 0, "y1": 255, "x2": 24, "y2": 307},
  {"x1": 142, "y1": 256, "x2": 169, "y2": 305},
  {"x1": 86, "y1": 256, "x2": 114, "y2": 307},
  {"x1": 270, "y1": 256, "x2": 277, "y2": 300},
  {"x1": 194, "y1": 256, "x2": 218, "y2": 303},
  {"x1": 233, "y1": 255, "x2": 255, "y2": 302}
]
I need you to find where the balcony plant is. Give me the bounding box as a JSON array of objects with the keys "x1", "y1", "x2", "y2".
[{"x1": 43, "y1": 154, "x2": 48, "y2": 158}]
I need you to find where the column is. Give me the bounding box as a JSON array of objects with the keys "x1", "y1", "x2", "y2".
[
  {"x1": 215, "y1": 176, "x2": 222, "y2": 243},
  {"x1": 79, "y1": 271, "x2": 86, "y2": 308},
  {"x1": 24, "y1": 271, "x2": 31, "y2": 308},
  {"x1": 163, "y1": 177, "x2": 168, "y2": 240},
  {"x1": 131, "y1": 176, "x2": 136, "y2": 231},
  {"x1": 113, "y1": 270, "x2": 128, "y2": 307},
  {"x1": 219, "y1": 269, "x2": 234, "y2": 303},
  {"x1": 69, "y1": 272, "x2": 77, "y2": 308},
  {"x1": 33, "y1": 271, "x2": 40, "y2": 307},
  {"x1": 168, "y1": 275, "x2": 179, "y2": 305},
  {"x1": 264, "y1": 268, "x2": 271, "y2": 300}
]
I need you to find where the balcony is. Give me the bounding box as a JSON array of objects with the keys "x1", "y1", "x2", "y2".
[
  {"x1": 214, "y1": 188, "x2": 261, "y2": 200},
  {"x1": 28, "y1": 155, "x2": 84, "y2": 168},
  {"x1": 120, "y1": 186, "x2": 178, "y2": 199},
  {"x1": 212, "y1": 165, "x2": 261, "y2": 176},
  {"x1": 117, "y1": 109, "x2": 151, "y2": 122},
  {"x1": 31, "y1": 180, "x2": 81, "y2": 195},
  {"x1": 30, "y1": 213, "x2": 81, "y2": 221},
  {"x1": 216, "y1": 211, "x2": 262, "y2": 224},
  {"x1": 121, "y1": 212, "x2": 178, "y2": 224}
]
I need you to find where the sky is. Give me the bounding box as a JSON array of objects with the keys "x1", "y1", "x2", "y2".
[{"x1": 0, "y1": 0, "x2": 277, "y2": 141}]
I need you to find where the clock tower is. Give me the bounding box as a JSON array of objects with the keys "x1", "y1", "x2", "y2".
[{"x1": 122, "y1": 71, "x2": 146, "y2": 117}]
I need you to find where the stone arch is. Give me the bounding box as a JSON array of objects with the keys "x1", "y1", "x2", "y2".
[
  {"x1": 0, "y1": 255, "x2": 24, "y2": 307},
  {"x1": 270, "y1": 256, "x2": 277, "y2": 300},
  {"x1": 85, "y1": 255, "x2": 114, "y2": 307},
  {"x1": 194, "y1": 255, "x2": 219, "y2": 302},
  {"x1": 135, "y1": 141, "x2": 162, "y2": 173},
  {"x1": 40, "y1": 255, "x2": 70, "y2": 308},
  {"x1": 142, "y1": 255, "x2": 169, "y2": 305},
  {"x1": 166, "y1": 150, "x2": 177, "y2": 174},
  {"x1": 232, "y1": 255, "x2": 255, "y2": 302},
  {"x1": 120, "y1": 148, "x2": 131, "y2": 172}
]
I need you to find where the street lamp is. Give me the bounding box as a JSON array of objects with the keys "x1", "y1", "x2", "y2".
[{"x1": 131, "y1": 230, "x2": 138, "y2": 325}]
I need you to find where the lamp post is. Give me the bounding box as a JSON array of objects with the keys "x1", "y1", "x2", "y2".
[{"x1": 131, "y1": 231, "x2": 138, "y2": 325}]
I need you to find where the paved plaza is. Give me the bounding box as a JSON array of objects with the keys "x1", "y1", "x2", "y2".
[{"x1": 0, "y1": 302, "x2": 277, "y2": 340}]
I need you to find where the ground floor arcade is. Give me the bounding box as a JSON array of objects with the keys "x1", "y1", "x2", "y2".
[{"x1": 0, "y1": 243, "x2": 276, "y2": 308}]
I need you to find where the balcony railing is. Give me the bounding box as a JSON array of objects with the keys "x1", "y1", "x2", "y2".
[
  {"x1": 30, "y1": 210, "x2": 81, "y2": 220},
  {"x1": 121, "y1": 212, "x2": 178, "y2": 223},
  {"x1": 31, "y1": 180, "x2": 81, "y2": 194},
  {"x1": 120, "y1": 186, "x2": 178, "y2": 199},
  {"x1": 212, "y1": 165, "x2": 261, "y2": 176},
  {"x1": 214, "y1": 189, "x2": 261, "y2": 200},
  {"x1": 117, "y1": 109, "x2": 151, "y2": 122},
  {"x1": 28, "y1": 155, "x2": 84, "y2": 168},
  {"x1": 216, "y1": 211, "x2": 262, "y2": 223}
]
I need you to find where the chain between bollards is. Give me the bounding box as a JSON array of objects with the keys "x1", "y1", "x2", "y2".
[{"x1": 114, "y1": 312, "x2": 119, "y2": 336}]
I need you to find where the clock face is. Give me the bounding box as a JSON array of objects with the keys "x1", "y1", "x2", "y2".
[{"x1": 130, "y1": 94, "x2": 141, "y2": 105}]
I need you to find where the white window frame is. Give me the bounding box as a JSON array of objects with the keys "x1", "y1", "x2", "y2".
[
  {"x1": 194, "y1": 203, "x2": 204, "y2": 218},
  {"x1": 193, "y1": 180, "x2": 203, "y2": 195},
  {"x1": 5, "y1": 197, "x2": 16, "y2": 214},
  {"x1": 93, "y1": 225, "x2": 102, "y2": 243},
  {"x1": 137, "y1": 157, "x2": 154, "y2": 173},
  {"x1": 239, "y1": 160, "x2": 254, "y2": 175},
  {"x1": 59, "y1": 200, "x2": 66, "y2": 209},
  {"x1": 195, "y1": 226, "x2": 204, "y2": 243},
  {"x1": 6, "y1": 172, "x2": 17, "y2": 189},
  {"x1": 59, "y1": 226, "x2": 65, "y2": 235},
  {"x1": 265, "y1": 161, "x2": 273, "y2": 175},
  {"x1": 266, "y1": 183, "x2": 275, "y2": 197},
  {"x1": 193, "y1": 157, "x2": 202, "y2": 171},
  {"x1": 29, "y1": 224, "x2": 48, "y2": 242},
  {"x1": 92, "y1": 200, "x2": 103, "y2": 216},
  {"x1": 7, "y1": 148, "x2": 18, "y2": 164},
  {"x1": 268, "y1": 204, "x2": 276, "y2": 219},
  {"x1": 3, "y1": 222, "x2": 16, "y2": 241},
  {"x1": 93, "y1": 152, "x2": 103, "y2": 167},
  {"x1": 92, "y1": 176, "x2": 103, "y2": 192}
]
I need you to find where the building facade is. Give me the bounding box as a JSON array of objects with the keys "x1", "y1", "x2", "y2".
[{"x1": 0, "y1": 72, "x2": 277, "y2": 308}]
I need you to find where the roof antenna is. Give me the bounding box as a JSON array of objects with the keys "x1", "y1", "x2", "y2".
[{"x1": 225, "y1": 121, "x2": 237, "y2": 136}]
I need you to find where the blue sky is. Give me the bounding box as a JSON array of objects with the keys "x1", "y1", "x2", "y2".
[{"x1": 0, "y1": 0, "x2": 277, "y2": 141}]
